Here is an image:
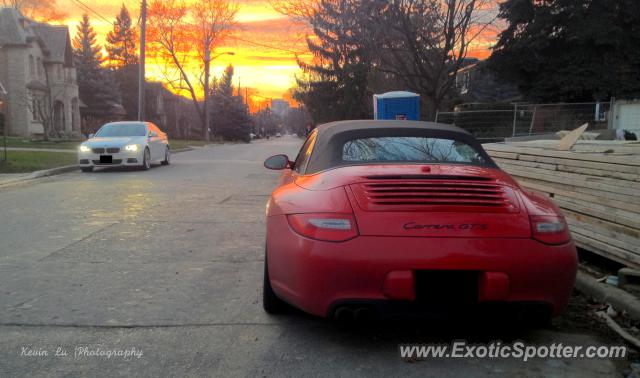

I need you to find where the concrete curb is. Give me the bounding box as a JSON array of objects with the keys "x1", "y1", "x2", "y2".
[
  {"x1": 30, "y1": 164, "x2": 79, "y2": 179},
  {"x1": 0, "y1": 164, "x2": 78, "y2": 187},
  {"x1": 171, "y1": 147, "x2": 193, "y2": 153},
  {"x1": 575, "y1": 270, "x2": 640, "y2": 321},
  {"x1": 0, "y1": 148, "x2": 194, "y2": 188}
]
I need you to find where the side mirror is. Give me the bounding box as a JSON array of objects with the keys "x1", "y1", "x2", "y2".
[
  {"x1": 88, "y1": 133, "x2": 94, "y2": 139},
  {"x1": 149, "y1": 131, "x2": 157, "y2": 138},
  {"x1": 264, "y1": 154, "x2": 291, "y2": 170}
]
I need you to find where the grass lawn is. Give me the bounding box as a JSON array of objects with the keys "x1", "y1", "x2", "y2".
[
  {"x1": 2, "y1": 137, "x2": 224, "y2": 151},
  {"x1": 170, "y1": 139, "x2": 210, "y2": 150},
  {"x1": 2, "y1": 137, "x2": 80, "y2": 150},
  {"x1": 0, "y1": 150, "x2": 77, "y2": 173}
]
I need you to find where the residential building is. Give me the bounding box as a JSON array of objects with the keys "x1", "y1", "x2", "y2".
[
  {"x1": 0, "y1": 8, "x2": 81, "y2": 138},
  {"x1": 455, "y1": 60, "x2": 522, "y2": 103},
  {"x1": 145, "y1": 81, "x2": 199, "y2": 139}
]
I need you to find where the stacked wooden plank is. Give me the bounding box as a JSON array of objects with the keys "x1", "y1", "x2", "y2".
[{"x1": 483, "y1": 140, "x2": 640, "y2": 268}]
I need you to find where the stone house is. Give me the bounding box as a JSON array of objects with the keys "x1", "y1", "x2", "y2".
[{"x1": 0, "y1": 8, "x2": 81, "y2": 138}]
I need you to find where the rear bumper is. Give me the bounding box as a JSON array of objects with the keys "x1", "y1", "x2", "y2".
[{"x1": 266, "y1": 215, "x2": 578, "y2": 318}]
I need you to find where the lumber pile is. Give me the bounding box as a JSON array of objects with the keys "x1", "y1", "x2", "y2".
[{"x1": 484, "y1": 140, "x2": 640, "y2": 268}]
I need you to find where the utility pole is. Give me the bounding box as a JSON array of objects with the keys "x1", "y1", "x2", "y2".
[
  {"x1": 0, "y1": 81, "x2": 7, "y2": 162},
  {"x1": 203, "y1": 46, "x2": 211, "y2": 141},
  {"x1": 138, "y1": 0, "x2": 147, "y2": 121}
]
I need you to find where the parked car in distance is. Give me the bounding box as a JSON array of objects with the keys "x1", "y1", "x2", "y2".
[
  {"x1": 262, "y1": 120, "x2": 577, "y2": 324},
  {"x1": 78, "y1": 121, "x2": 170, "y2": 172}
]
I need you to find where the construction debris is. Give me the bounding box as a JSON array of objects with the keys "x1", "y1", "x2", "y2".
[{"x1": 484, "y1": 139, "x2": 640, "y2": 268}]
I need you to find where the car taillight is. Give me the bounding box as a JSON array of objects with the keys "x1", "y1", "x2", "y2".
[
  {"x1": 287, "y1": 213, "x2": 359, "y2": 242},
  {"x1": 530, "y1": 216, "x2": 571, "y2": 245}
]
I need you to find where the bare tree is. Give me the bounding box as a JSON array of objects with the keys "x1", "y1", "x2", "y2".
[
  {"x1": 147, "y1": 0, "x2": 237, "y2": 141},
  {"x1": 18, "y1": 84, "x2": 72, "y2": 141},
  {"x1": 367, "y1": 0, "x2": 496, "y2": 119},
  {"x1": 268, "y1": 0, "x2": 317, "y2": 24},
  {"x1": 272, "y1": 0, "x2": 495, "y2": 120}
]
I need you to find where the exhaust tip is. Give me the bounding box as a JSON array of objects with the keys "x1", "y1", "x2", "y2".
[
  {"x1": 334, "y1": 307, "x2": 354, "y2": 322},
  {"x1": 354, "y1": 307, "x2": 374, "y2": 322}
]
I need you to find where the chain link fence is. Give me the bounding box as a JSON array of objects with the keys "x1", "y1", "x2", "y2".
[{"x1": 435, "y1": 102, "x2": 611, "y2": 140}]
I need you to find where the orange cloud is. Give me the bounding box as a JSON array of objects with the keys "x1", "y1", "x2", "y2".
[{"x1": 58, "y1": 0, "x2": 499, "y2": 100}]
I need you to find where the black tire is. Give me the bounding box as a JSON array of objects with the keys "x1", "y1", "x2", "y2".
[
  {"x1": 263, "y1": 252, "x2": 287, "y2": 314},
  {"x1": 161, "y1": 147, "x2": 170, "y2": 165},
  {"x1": 80, "y1": 167, "x2": 93, "y2": 173},
  {"x1": 140, "y1": 148, "x2": 151, "y2": 170}
]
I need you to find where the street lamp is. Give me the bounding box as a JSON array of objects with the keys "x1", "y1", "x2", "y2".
[{"x1": 212, "y1": 51, "x2": 235, "y2": 60}]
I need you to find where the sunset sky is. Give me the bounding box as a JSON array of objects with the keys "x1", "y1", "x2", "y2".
[{"x1": 57, "y1": 0, "x2": 498, "y2": 102}]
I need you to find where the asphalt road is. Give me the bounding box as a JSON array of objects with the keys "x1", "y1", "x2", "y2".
[{"x1": 0, "y1": 136, "x2": 622, "y2": 376}]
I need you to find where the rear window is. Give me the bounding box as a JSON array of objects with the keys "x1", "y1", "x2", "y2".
[{"x1": 342, "y1": 137, "x2": 486, "y2": 164}]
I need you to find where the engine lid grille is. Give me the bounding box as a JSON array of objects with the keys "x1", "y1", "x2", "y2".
[{"x1": 350, "y1": 178, "x2": 519, "y2": 213}]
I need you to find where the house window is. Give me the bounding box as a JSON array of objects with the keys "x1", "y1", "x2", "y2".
[
  {"x1": 29, "y1": 55, "x2": 35, "y2": 78},
  {"x1": 460, "y1": 72, "x2": 470, "y2": 94},
  {"x1": 31, "y1": 97, "x2": 43, "y2": 122},
  {"x1": 37, "y1": 57, "x2": 43, "y2": 79}
]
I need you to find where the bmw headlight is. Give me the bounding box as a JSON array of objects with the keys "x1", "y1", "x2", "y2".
[
  {"x1": 79, "y1": 145, "x2": 90, "y2": 152},
  {"x1": 124, "y1": 144, "x2": 138, "y2": 152}
]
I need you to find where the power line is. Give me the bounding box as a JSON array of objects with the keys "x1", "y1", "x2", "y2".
[
  {"x1": 70, "y1": 0, "x2": 114, "y2": 25},
  {"x1": 227, "y1": 36, "x2": 306, "y2": 55}
]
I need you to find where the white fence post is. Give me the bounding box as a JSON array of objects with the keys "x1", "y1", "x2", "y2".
[{"x1": 511, "y1": 103, "x2": 518, "y2": 137}]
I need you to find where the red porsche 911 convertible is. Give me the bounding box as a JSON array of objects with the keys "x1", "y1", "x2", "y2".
[{"x1": 262, "y1": 120, "x2": 577, "y2": 322}]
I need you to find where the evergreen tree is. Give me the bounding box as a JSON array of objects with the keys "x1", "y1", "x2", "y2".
[
  {"x1": 106, "y1": 5, "x2": 138, "y2": 69},
  {"x1": 105, "y1": 4, "x2": 140, "y2": 119},
  {"x1": 73, "y1": 14, "x2": 121, "y2": 118},
  {"x1": 217, "y1": 65, "x2": 235, "y2": 98},
  {"x1": 294, "y1": 0, "x2": 372, "y2": 123},
  {"x1": 210, "y1": 65, "x2": 252, "y2": 142},
  {"x1": 489, "y1": 0, "x2": 640, "y2": 102}
]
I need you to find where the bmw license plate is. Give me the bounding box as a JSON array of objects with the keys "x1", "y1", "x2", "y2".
[{"x1": 100, "y1": 155, "x2": 112, "y2": 164}]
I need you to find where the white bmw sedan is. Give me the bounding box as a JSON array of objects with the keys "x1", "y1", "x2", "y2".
[{"x1": 78, "y1": 121, "x2": 170, "y2": 172}]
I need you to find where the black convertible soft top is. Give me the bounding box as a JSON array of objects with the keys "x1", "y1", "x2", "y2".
[{"x1": 304, "y1": 120, "x2": 497, "y2": 174}]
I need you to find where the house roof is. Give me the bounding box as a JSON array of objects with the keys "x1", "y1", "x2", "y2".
[
  {"x1": 0, "y1": 7, "x2": 29, "y2": 46},
  {"x1": 31, "y1": 23, "x2": 72, "y2": 64},
  {"x1": 0, "y1": 8, "x2": 73, "y2": 65}
]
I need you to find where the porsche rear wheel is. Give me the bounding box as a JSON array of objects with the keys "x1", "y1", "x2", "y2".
[{"x1": 263, "y1": 252, "x2": 287, "y2": 314}]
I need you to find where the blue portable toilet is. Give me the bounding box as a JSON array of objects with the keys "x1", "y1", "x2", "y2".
[{"x1": 373, "y1": 91, "x2": 420, "y2": 121}]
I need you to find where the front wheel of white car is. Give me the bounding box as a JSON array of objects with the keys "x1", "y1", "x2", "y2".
[
  {"x1": 161, "y1": 147, "x2": 170, "y2": 166},
  {"x1": 140, "y1": 147, "x2": 151, "y2": 171}
]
